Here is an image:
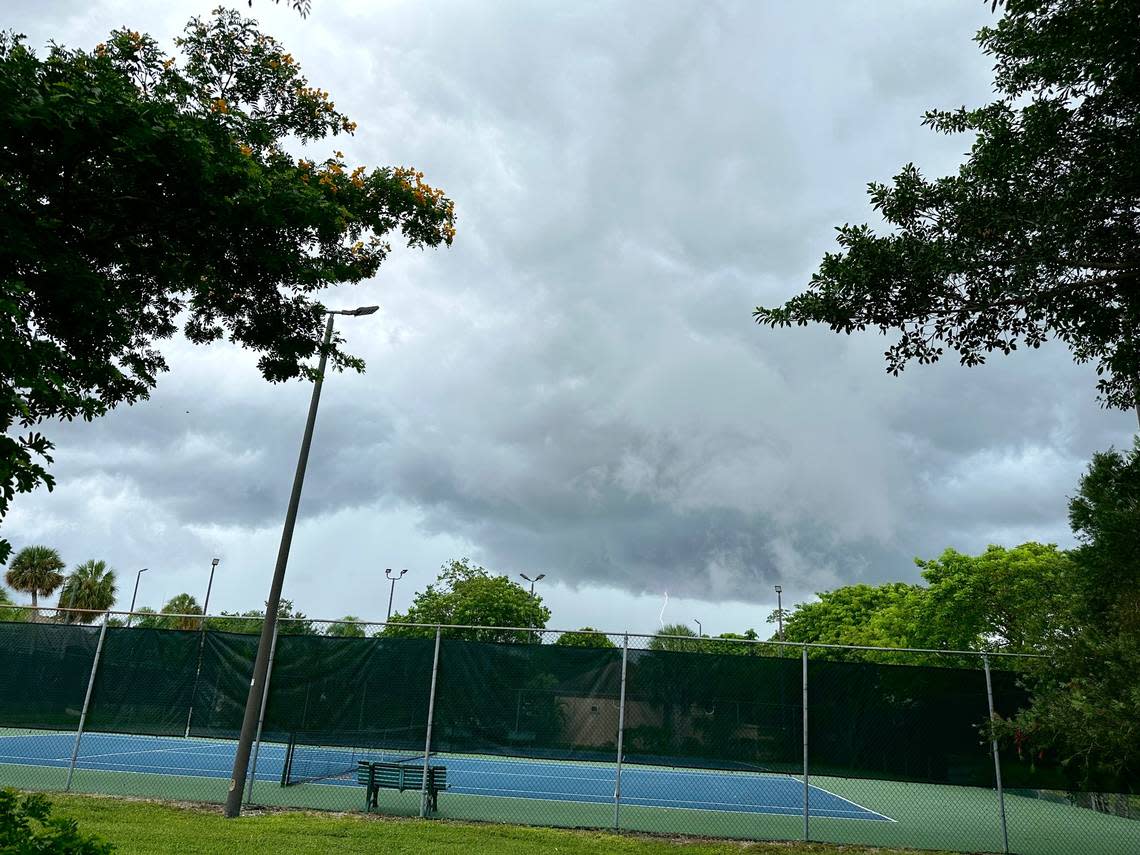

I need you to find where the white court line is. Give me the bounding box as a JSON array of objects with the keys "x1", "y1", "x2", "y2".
[
  {"x1": 64, "y1": 744, "x2": 214, "y2": 762},
  {"x1": 453, "y1": 782, "x2": 877, "y2": 816},
  {"x1": 797, "y1": 778, "x2": 896, "y2": 823},
  {"x1": 440, "y1": 787, "x2": 893, "y2": 822}
]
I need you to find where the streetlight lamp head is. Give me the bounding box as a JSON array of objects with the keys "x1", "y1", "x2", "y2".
[
  {"x1": 519, "y1": 573, "x2": 532, "y2": 582},
  {"x1": 774, "y1": 584, "x2": 782, "y2": 593},
  {"x1": 399, "y1": 568, "x2": 408, "y2": 578},
  {"x1": 345, "y1": 305, "x2": 380, "y2": 316},
  {"x1": 535, "y1": 574, "x2": 545, "y2": 582},
  {"x1": 212, "y1": 558, "x2": 220, "y2": 568}
]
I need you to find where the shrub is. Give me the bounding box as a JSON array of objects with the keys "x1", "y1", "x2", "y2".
[{"x1": 0, "y1": 789, "x2": 113, "y2": 854}]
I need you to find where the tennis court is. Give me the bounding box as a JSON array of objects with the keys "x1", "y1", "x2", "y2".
[{"x1": 0, "y1": 730, "x2": 889, "y2": 821}]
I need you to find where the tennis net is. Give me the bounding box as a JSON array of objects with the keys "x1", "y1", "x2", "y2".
[{"x1": 280, "y1": 727, "x2": 426, "y2": 786}]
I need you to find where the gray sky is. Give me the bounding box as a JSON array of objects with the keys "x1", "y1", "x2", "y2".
[{"x1": 5, "y1": 0, "x2": 1135, "y2": 635}]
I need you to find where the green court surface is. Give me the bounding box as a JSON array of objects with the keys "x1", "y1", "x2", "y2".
[{"x1": 2, "y1": 748, "x2": 1137, "y2": 854}]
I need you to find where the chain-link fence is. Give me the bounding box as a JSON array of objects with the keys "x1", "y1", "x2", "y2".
[{"x1": 0, "y1": 607, "x2": 1136, "y2": 854}]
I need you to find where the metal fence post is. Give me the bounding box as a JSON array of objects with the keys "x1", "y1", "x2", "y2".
[
  {"x1": 65, "y1": 620, "x2": 109, "y2": 792},
  {"x1": 613, "y1": 633, "x2": 629, "y2": 830},
  {"x1": 245, "y1": 621, "x2": 280, "y2": 805},
  {"x1": 802, "y1": 644, "x2": 809, "y2": 842},
  {"x1": 983, "y1": 654, "x2": 1010, "y2": 854},
  {"x1": 420, "y1": 626, "x2": 443, "y2": 818}
]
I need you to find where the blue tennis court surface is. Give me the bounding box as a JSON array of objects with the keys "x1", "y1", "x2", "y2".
[{"x1": 0, "y1": 731, "x2": 892, "y2": 821}]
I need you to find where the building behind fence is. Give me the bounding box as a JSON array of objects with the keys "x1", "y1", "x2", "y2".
[{"x1": 0, "y1": 607, "x2": 1136, "y2": 855}]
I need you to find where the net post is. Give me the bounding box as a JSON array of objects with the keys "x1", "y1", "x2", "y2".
[
  {"x1": 802, "y1": 643, "x2": 809, "y2": 842},
  {"x1": 245, "y1": 620, "x2": 280, "y2": 804},
  {"x1": 983, "y1": 653, "x2": 1010, "y2": 854},
  {"x1": 613, "y1": 633, "x2": 629, "y2": 830},
  {"x1": 420, "y1": 626, "x2": 443, "y2": 818},
  {"x1": 280, "y1": 733, "x2": 295, "y2": 787},
  {"x1": 66, "y1": 619, "x2": 109, "y2": 792}
]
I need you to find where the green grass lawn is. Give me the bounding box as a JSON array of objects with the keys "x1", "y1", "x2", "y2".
[{"x1": 48, "y1": 793, "x2": 940, "y2": 855}]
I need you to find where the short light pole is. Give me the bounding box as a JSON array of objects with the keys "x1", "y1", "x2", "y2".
[
  {"x1": 224, "y1": 305, "x2": 379, "y2": 818},
  {"x1": 202, "y1": 558, "x2": 220, "y2": 628},
  {"x1": 774, "y1": 585, "x2": 784, "y2": 641},
  {"x1": 126, "y1": 568, "x2": 148, "y2": 628},
  {"x1": 519, "y1": 572, "x2": 545, "y2": 595},
  {"x1": 694, "y1": 618, "x2": 702, "y2": 637},
  {"x1": 385, "y1": 568, "x2": 408, "y2": 622}
]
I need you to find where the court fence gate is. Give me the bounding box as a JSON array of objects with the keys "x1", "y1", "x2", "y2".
[{"x1": 0, "y1": 606, "x2": 1137, "y2": 855}]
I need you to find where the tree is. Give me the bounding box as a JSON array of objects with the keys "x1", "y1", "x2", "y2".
[
  {"x1": 701, "y1": 630, "x2": 763, "y2": 656},
  {"x1": 1066, "y1": 441, "x2": 1140, "y2": 636},
  {"x1": 554, "y1": 627, "x2": 616, "y2": 648},
  {"x1": 3, "y1": 545, "x2": 65, "y2": 616},
  {"x1": 209, "y1": 598, "x2": 315, "y2": 635},
  {"x1": 771, "y1": 547, "x2": 1073, "y2": 661},
  {"x1": 386, "y1": 559, "x2": 550, "y2": 643},
  {"x1": 911, "y1": 543, "x2": 1073, "y2": 653},
  {"x1": 0, "y1": 586, "x2": 19, "y2": 622},
  {"x1": 0, "y1": 10, "x2": 456, "y2": 563},
  {"x1": 208, "y1": 610, "x2": 262, "y2": 634},
  {"x1": 325, "y1": 615, "x2": 366, "y2": 638},
  {"x1": 754, "y1": 0, "x2": 1140, "y2": 423},
  {"x1": 129, "y1": 606, "x2": 161, "y2": 629},
  {"x1": 56, "y1": 560, "x2": 116, "y2": 624},
  {"x1": 647, "y1": 623, "x2": 700, "y2": 652},
  {"x1": 772, "y1": 583, "x2": 921, "y2": 649},
  {"x1": 158, "y1": 593, "x2": 203, "y2": 630},
  {"x1": 996, "y1": 441, "x2": 1140, "y2": 789}
]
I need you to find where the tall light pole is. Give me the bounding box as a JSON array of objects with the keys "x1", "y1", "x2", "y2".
[
  {"x1": 694, "y1": 618, "x2": 702, "y2": 638},
  {"x1": 224, "y1": 305, "x2": 379, "y2": 818},
  {"x1": 385, "y1": 568, "x2": 408, "y2": 622},
  {"x1": 774, "y1": 585, "x2": 784, "y2": 641},
  {"x1": 519, "y1": 572, "x2": 545, "y2": 595},
  {"x1": 126, "y1": 568, "x2": 148, "y2": 628},
  {"x1": 202, "y1": 558, "x2": 220, "y2": 628}
]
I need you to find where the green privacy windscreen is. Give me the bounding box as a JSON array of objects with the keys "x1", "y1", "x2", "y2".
[{"x1": 0, "y1": 620, "x2": 1114, "y2": 793}]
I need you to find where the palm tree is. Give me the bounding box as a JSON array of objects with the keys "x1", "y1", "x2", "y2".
[
  {"x1": 57, "y1": 560, "x2": 117, "y2": 624},
  {"x1": 4, "y1": 545, "x2": 66, "y2": 619},
  {"x1": 159, "y1": 593, "x2": 203, "y2": 630},
  {"x1": 648, "y1": 622, "x2": 700, "y2": 652}
]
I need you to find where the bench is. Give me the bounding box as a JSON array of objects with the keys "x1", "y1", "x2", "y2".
[{"x1": 356, "y1": 760, "x2": 448, "y2": 813}]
